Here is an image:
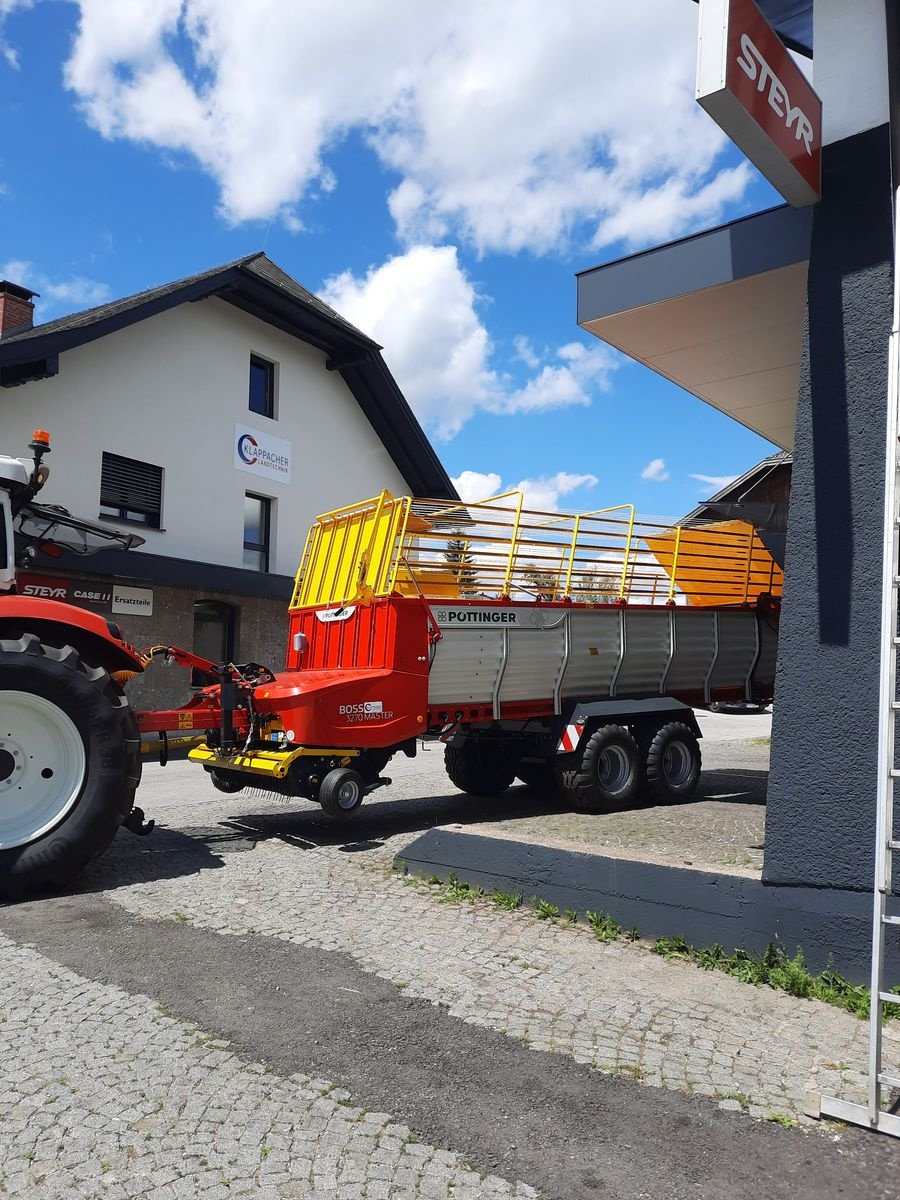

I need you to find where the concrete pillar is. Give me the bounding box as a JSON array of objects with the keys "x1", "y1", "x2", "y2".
[{"x1": 764, "y1": 123, "x2": 893, "y2": 889}]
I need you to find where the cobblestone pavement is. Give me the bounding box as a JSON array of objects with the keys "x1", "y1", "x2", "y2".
[
  {"x1": 0, "y1": 935, "x2": 536, "y2": 1200},
  {"x1": 480, "y1": 735, "x2": 769, "y2": 874},
  {"x1": 81, "y1": 749, "x2": 896, "y2": 1127},
  {"x1": 3, "y1": 728, "x2": 900, "y2": 1198}
]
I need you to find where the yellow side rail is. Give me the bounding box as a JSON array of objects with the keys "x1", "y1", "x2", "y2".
[{"x1": 290, "y1": 490, "x2": 783, "y2": 609}]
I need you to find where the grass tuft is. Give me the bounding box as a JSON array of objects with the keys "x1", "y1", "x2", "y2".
[
  {"x1": 652, "y1": 936, "x2": 900, "y2": 1020},
  {"x1": 765, "y1": 1112, "x2": 797, "y2": 1128},
  {"x1": 533, "y1": 898, "x2": 560, "y2": 920},
  {"x1": 586, "y1": 909, "x2": 622, "y2": 942}
]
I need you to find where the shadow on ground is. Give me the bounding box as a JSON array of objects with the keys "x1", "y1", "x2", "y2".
[{"x1": 54, "y1": 759, "x2": 768, "y2": 896}]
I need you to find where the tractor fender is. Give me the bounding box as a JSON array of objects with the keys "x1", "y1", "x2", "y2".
[{"x1": 0, "y1": 596, "x2": 144, "y2": 674}]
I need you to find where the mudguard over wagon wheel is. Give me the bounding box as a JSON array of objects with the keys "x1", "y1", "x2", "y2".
[{"x1": 0, "y1": 634, "x2": 141, "y2": 895}]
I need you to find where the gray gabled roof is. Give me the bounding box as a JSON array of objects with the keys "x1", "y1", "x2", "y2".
[
  {"x1": 0, "y1": 251, "x2": 374, "y2": 348},
  {"x1": 0, "y1": 252, "x2": 456, "y2": 500}
]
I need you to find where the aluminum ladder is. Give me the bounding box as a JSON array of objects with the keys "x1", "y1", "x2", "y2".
[{"x1": 818, "y1": 299, "x2": 900, "y2": 1138}]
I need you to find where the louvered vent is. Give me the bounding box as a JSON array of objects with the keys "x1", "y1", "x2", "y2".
[{"x1": 100, "y1": 452, "x2": 163, "y2": 527}]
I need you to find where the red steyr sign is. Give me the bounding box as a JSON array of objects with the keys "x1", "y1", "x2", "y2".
[{"x1": 696, "y1": 0, "x2": 821, "y2": 207}]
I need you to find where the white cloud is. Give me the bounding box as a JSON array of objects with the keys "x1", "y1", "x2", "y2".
[
  {"x1": 512, "y1": 335, "x2": 541, "y2": 371},
  {"x1": 690, "y1": 472, "x2": 738, "y2": 490},
  {"x1": 321, "y1": 244, "x2": 619, "y2": 440},
  {"x1": 0, "y1": 259, "x2": 110, "y2": 320},
  {"x1": 13, "y1": 0, "x2": 750, "y2": 254},
  {"x1": 641, "y1": 457, "x2": 670, "y2": 482},
  {"x1": 0, "y1": 0, "x2": 32, "y2": 68},
  {"x1": 452, "y1": 470, "x2": 503, "y2": 503},
  {"x1": 452, "y1": 468, "x2": 598, "y2": 512},
  {"x1": 516, "y1": 472, "x2": 599, "y2": 512}
]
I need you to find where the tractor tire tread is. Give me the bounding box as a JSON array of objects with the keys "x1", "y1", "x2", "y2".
[{"x1": 0, "y1": 633, "x2": 142, "y2": 896}]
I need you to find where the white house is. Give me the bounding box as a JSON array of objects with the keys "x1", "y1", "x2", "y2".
[{"x1": 0, "y1": 254, "x2": 455, "y2": 707}]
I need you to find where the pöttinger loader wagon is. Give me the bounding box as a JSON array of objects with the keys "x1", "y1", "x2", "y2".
[
  {"x1": 0, "y1": 432, "x2": 781, "y2": 893},
  {"x1": 188, "y1": 489, "x2": 782, "y2": 815}
]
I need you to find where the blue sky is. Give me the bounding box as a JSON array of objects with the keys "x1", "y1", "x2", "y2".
[{"x1": 1, "y1": 0, "x2": 784, "y2": 518}]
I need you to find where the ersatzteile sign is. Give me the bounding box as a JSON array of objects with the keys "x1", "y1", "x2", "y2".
[{"x1": 696, "y1": 0, "x2": 821, "y2": 206}]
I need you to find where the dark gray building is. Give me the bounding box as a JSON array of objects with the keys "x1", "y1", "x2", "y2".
[{"x1": 575, "y1": 0, "x2": 897, "y2": 979}]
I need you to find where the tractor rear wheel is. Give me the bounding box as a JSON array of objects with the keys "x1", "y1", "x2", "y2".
[
  {"x1": 0, "y1": 633, "x2": 141, "y2": 895},
  {"x1": 558, "y1": 723, "x2": 640, "y2": 813},
  {"x1": 445, "y1": 741, "x2": 516, "y2": 797}
]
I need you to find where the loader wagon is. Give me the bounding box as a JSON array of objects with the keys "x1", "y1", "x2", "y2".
[
  {"x1": 0, "y1": 437, "x2": 781, "y2": 892},
  {"x1": 183, "y1": 491, "x2": 779, "y2": 818}
]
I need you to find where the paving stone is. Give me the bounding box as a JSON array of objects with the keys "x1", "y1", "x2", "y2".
[{"x1": 4, "y1": 749, "x2": 898, "y2": 1199}]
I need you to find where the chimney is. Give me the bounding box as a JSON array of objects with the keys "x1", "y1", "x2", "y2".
[{"x1": 0, "y1": 280, "x2": 38, "y2": 337}]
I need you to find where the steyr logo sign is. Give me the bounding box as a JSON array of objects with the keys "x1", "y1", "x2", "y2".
[
  {"x1": 696, "y1": 0, "x2": 821, "y2": 207},
  {"x1": 234, "y1": 423, "x2": 292, "y2": 485}
]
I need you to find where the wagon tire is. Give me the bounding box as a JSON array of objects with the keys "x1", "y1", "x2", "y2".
[
  {"x1": 0, "y1": 633, "x2": 141, "y2": 896},
  {"x1": 641, "y1": 722, "x2": 701, "y2": 804},
  {"x1": 445, "y1": 742, "x2": 516, "y2": 797},
  {"x1": 208, "y1": 768, "x2": 246, "y2": 794},
  {"x1": 319, "y1": 767, "x2": 365, "y2": 818},
  {"x1": 558, "y1": 723, "x2": 640, "y2": 813}
]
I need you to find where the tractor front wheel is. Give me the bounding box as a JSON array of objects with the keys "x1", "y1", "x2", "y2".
[{"x1": 0, "y1": 633, "x2": 141, "y2": 895}]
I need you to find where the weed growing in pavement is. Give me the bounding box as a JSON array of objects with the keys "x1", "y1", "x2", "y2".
[
  {"x1": 586, "y1": 909, "x2": 622, "y2": 942},
  {"x1": 394, "y1": 868, "x2": 893, "y2": 1022},
  {"x1": 765, "y1": 1113, "x2": 797, "y2": 1128},
  {"x1": 721, "y1": 1091, "x2": 752, "y2": 1110},
  {"x1": 652, "y1": 936, "x2": 900, "y2": 1020},
  {"x1": 172, "y1": 911, "x2": 189, "y2": 924},
  {"x1": 439, "y1": 872, "x2": 484, "y2": 903}
]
